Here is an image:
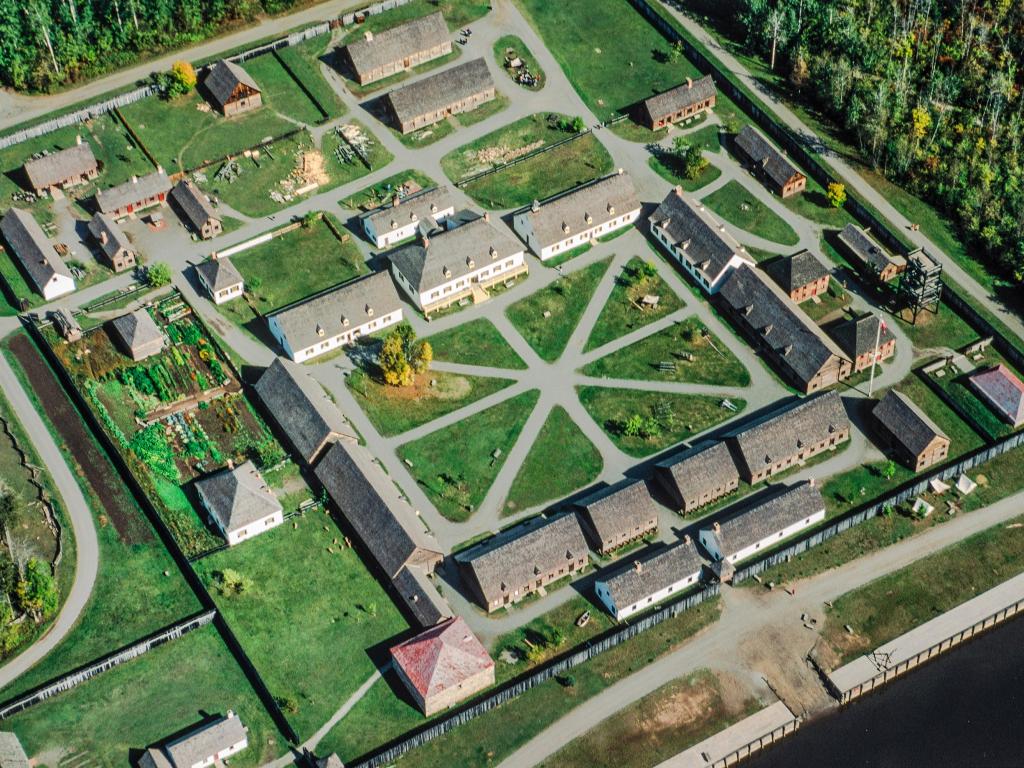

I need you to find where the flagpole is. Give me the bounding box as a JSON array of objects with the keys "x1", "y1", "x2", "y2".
[{"x1": 868, "y1": 315, "x2": 882, "y2": 397}]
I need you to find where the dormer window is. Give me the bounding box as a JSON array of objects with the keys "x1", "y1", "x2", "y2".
[
  {"x1": 762, "y1": 324, "x2": 774, "y2": 335},
  {"x1": 390, "y1": 220, "x2": 397, "y2": 229},
  {"x1": 489, "y1": 246, "x2": 498, "y2": 260},
  {"x1": 466, "y1": 257, "x2": 475, "y2": 268},
  {"x1": 316, "y1": 324, "x2": 325, "y2": 338},
  {"x1": 562, "y1": 222, "x2": 570, "y2": 234},
  {"x1": 607, "y1": 202, "x2": 615, "y2": 215},
  {"x1": 366, "y1": 305, "x2": 374, "y2": 317},
  {"x1": 783, "y1": 344, "x2": 793, "y2": 356},
  {"x1": 341, "y1": 316, "x2": 350, "y2": 328},
  {"x1": 682, "y1": 239, "x2": 691, "y2": 250},
  {"x1": 430, "y1": 203, "x2": 438, "y2": 213},
  {"x1": 584, "y1": 212, "x2": 593, "y2": 225},
  {"x1": 410, "y1": 212, "x2": 418, "y2": 222}
]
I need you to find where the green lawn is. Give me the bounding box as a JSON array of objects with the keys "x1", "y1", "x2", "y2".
[
  {"x1": 928, "y1": 366, "x2": 1016, "y2": 441},
  {"x1": 459, "y1": 133, "x2": 614, "y2": 209},
  {"x1": 506, "y1": 258, "x2": 612, "y2": 362},
  {"x1": 194, "y1": 514, "x2": 408, "y2": 739},
  {"x1": 340, "y1": 169, "x2": 437, "y2": 212},
  {"x1": 397, "y1": 390, "x2": 540, "y2": 522},
  {"x1": 5, "y1": 625, "x2": 281, "y2": 766},
  {"x1": 440, "y1": 112, "x2": 580, "y2": 183},
  {"x1": 585, "y1": 257, "x2": 685, "y2": 351},
  {"x1": 513, "y1": 0, "x2": 702, "y2": 121},
  {"x1": 702, "y1": 180, "x2": 800, "y2": 247},
  {"x1": 538, "y1": 671, "x2": 760, "y2": 768},
  {"x1": 647, "y1": 154, "x2": 722, "y2": 193},
  {"x1": 582, "y1": 318, "x2": 750, "y2": 387},
  {"x1": 884, "y1": 373, "x2": 985, "y2": 458},
  {"x1": 346, "y1": 365, "x2": 516, "y2": 438},
  {"x1": 503, "y1": 406, "x2": 603, "y2": 515},
  {"x1": 494, "y1": 35, "x2": 545, "y2": 90},
  {"x1": 577, "y1": 386, "x2": 745, "y2": 458},
  {"x1": 425, "y1": 319, "x2": 527, "y2": 369},
  {"x1": 455, "y1": 91, "x2": 512, "y2": 128},
  {"x1": 243, "y1": 51, "x2": 330, "y2": 126},
  {"x1": 782, "y1": 175, "x2": 857, "y2": 228},
  {"x1": 275, "y1": 36, "x2": 348, "y2": 119},
  {"x1": 800, "y1": 278, "x2": 850, "y2": 323}
]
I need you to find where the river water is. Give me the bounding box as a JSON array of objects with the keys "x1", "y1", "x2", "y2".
[{"x1": 746, "y1": 613, "x2": 1024, "y2": 767}]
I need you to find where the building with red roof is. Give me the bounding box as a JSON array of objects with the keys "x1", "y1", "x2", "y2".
[
  {"x1": 969, "y1": 364, "x2": 1024, "y2": 428},
  {"x1": 390, "y1": 617, "x2": 494, "y2": 716}
]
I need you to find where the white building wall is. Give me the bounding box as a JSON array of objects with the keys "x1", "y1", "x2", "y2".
[
  {"x1": 365, "y1": 205, "x2": 455, "y2": 249},
  {"x1": 270, "y1": 309, "x2": 404, "y2": 363},
  {"x1": 400, "y1": 250, "x2": 527, "y2": 310},
  {"x1": 648, "y1": 220, "x2": 753, "y2": 295},
  {"x1": 596, "y1": 571, "x2": 701, "y2": 621},
  {"x1": 724, "y1": 508, "x2": 826, "y2": 564},
  {"x1": 212, "y1": 282, "x2": 244, "y2": 305},
  {"x1": 515, "y1": 208, "x2": 641, "y2": 261},
  {"x1": 226, "y1": 510, "x2": 284, "y2": 546},
  {"x1": 43, "y1": 273, "x2": 76, "y2": 301}
]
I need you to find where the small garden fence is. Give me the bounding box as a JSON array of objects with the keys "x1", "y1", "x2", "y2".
[
  {"x1": 341, "y1": 0, "x2": 414, "y2": 26},
  {"x1": 0, "y1": 609, "x2": 215, "y2": 720},
  {"x1": 454, "y1": 128, "x2": 596, "y2": 189},
  {"x1": 349, "y1": 584, "x2": 720, "y2": 768}
]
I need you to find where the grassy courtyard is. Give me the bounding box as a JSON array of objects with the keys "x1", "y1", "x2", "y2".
[
  {"x1": 341, "y1": 169, "x2": 437, "y2": 212},
  {"x1": 274, "y1": 35, "x2": 348, "y2": 119},
  {"x1": 494, "y1": 35, "x2": 545, "y2": 90},
  {"x1": 585, "y1": 257, "x2": 684, "y2": 351},
  {"x1": 582, "y1": 318, "x2": 751, "y2": 387},
  {"x1": 397, "y1": 390, "x2": 540, "y2": 522},
  {"x1": 425, "y1": 319, "x2": 527, "y2": 369},
  {"x1": 702, "y1": 180, "x2": 800, "y2": 247},
  {"x1": 242, "y1": 50, "x2": 337, "y2": 126},
  {"x1": 506, "y1": 257, "x2": 612, "y2": 362},
  {"x1": 577, "y1": 386, "x2": 745, "y2": 457},
  {"x1": 503, "y1": 406, "x2": 604, "y2": 515},
  {"x1": 459, "y1": 133, "x2": 614, "y2": 210},
  {"x1": 648, "y1": 153, "x2": 722, "y2": 193},
  {"x1": 193, "y1": 513, "x2": 408, "y2": 739}
]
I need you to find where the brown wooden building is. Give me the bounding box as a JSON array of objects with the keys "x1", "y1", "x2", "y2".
[
  {"x1": 339, "y1": 12, "x2": 451, "y2": 85},
  {"x1": 638, "y1": 75, "x2": 716, "y2": 130},
  {"x1": 384, "y1": 58, "x2": 494, "y2": 134},
  {"x1": 733, "y1": 126, "x2": 806, "y2": 198},
  {"x1": 763, "y1": 249, "x2": 830, "y2": 303},
  {"x1": 22, "y1": 137, "x2": 98, "y2": 196},
  {"x1": 575, "y1": 479, "x2": 658, "y2": 555},
  {"x1": 203, "y1": 60, "x2": 262, "y2": 116},
  {"x1": 873, "y1": 390, "x2": 950, "y2": 472},
  {"x1": 836, "y1": 224, "x2": 907, "y2": 283},
  {"x1": 829, "y1": 313, "x2": 896, "y2": 373}
]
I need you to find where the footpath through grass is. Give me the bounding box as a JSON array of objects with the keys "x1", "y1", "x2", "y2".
[
  {"x1": 702, "y1": 180, "x2": 800, "y2": 247},
  {"x1": 506, "y1": 258, "x2": 612, "y2": 362},
  {"x1": 397, "y1": 390, "x2": 540, "y2": 522},
  {"x1": 503, "y1": 406, "x2": 603, "y2": 515},
  {"x1": 425, "y1": 319, "x2": 526, "y2": 370},
  {"x1": 585, "y1": 257, "x2": 684, "y2": 352}
]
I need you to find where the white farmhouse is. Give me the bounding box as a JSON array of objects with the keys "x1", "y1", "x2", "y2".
[
  {"x1": 361, "y1": 186, "x2": 455, "y2": 249},
  {"x1": 388, "y1": 214, "x2": 527, "y2": 315},
  {"x1": 195, "y1": 461, "x2": 283, "y2": 546},
  {"x1": 699, "y1": 481, "x2": 825, "y2": 573},
  {"x1": 0, "y1": 208, "x2": 75, "y2": 301},
  {"x1": 138, "y1": 711, "x2": 248, "y2": 768},
  {"x1": 649, "y1": 187, "x2": 754, "y2": 294},
  {"x1": 512, "y1": 170, "x2": 641, "y2": 261},
  {"x1": 594, "y1": 540, "x2": 703, "y2": 621},
  {"x1": 195, "y1": 256, "x2": 244, "y2": 305},
  {"x1": 267, "y1": 271, "x2": 403, "y2": 363}
]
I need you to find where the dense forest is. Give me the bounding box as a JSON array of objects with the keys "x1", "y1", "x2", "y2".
[
  {"x1": 0, "y1": 0, "x2": 314, "y2": 92},
  {"x1": 734, "y1": 0, "x2": 1024, "y2": 283}
]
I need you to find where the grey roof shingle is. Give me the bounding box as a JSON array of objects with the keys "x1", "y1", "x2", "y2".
[
  {"x1": 343, "y1": 12, "x2": 449, "y2": 77},
  {"x1": 388, "y1": 216, "x2": 522, "y2": 293},
  {"x1": 575, "y1": 479, "x2": 656, "y2": 549},
  {"x1": 385, "y1": 58, "x2": 493, "y2": 125},
  {"x1": 195, "y1": 256, "x2": 243, "y2": 293},
  {"x1": 96, "y1": 169, "x2": 171, "y2": 214},
  {"x1": 253, "y1": 357, "x2": 356, "y2": 465},
  {"x1": 315, "y1": 441, "x2": 442, "y2": 578},
  {"x1": 649, "y1": 188, "x2": 749, "y2": 281},
  {"x1": 163, "y1": 713, "x2": 247, "y2": 768},
  {"x1": 719, "y1": 265, "x2": 848, "y2": 387},
  {"x1": 88, "y1": 212, "x2": 134, "y2": 261},
  {"x1": 837, "y1": 224, "x2": 906, "y2": 275},
  {"x1": 763, "y1": 249, "x2": 829, "y2": 294},
  {"x1": 267, "y1": 271, "x2": 402, "y2": 354},
  {"x1": 734, "y1": 126, "x2": 803, "y2": 190},
  {"x1": 393, "y1": 564, "x2": 454, "y2": 628},
  {"x1": 731, "y1": 391, "x2": 849, "y2": 475},
  {"x1": 195, "y1": 460, "x2": 282, "y2": 535},
  {"x1": 0, "y1": 207, "x2": 72, "y2": 293},
  {"x1": 873, "y1": 390, "x2": 948, "y2": 458},
  {"x1": 829, "y1": 313, "x2": 896, "y2": 359},
  {"x1": 204, "y1": 59, "x2": 260, "y2": 108},
  {"x1": 517, "y1": 171, "x2": 640, "y2": 251},
  {"x1": 110, "y1": 309, "x2": 163, "y2": 354},
  {"x1": 708, "y1": 482, "x2": 824, "y2": 558},
  {"x1": 597, "y1": 540, "x2": 703, "y2": 609},
  {"x1": 362, "y1": 186, "x2": 454, "y2": 234},
  {"x1": 458, "y1": 514, "x2": 588, "y2": 607},
  {"x1": 23, "y1": 141, "x2": 97, "y2": 191},
  {"x1": 170, "y1": 180, "x2": 220, "y2": 232},
  {"x1": 641, "y1": 75, "x2": 716, "y2": 121},
  {"x1": 656, "y1": 440, "x2": 740, "y2": 509}
]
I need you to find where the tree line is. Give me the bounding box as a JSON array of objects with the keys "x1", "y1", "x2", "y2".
[
  {"x1": 735, "y1": 0, "x2": 1024, "y2": 283},
  {"x1": 0, "y1": 0, "x2": 311, "y2": 92}
]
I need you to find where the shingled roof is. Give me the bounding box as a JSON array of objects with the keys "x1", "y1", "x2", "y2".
[
  {"x1": 204, "y1": 59, "x2": 260, "y2": 108},
  {"x1": 393, "y1": 564, "x2": 453, "y2": 628},
  {"x1": 170, "y1": 180, "x2": 219, "y2": 232},
  {"x1": 763, "y1": 249, "x2": 829, "y2": 294},
  {"x1": 343, "y1": 12, "x2": 449, "y2": 77},
  {"x1": 0, "y1": 207, "x2": 71, "y2": 294},
  {"x1": 162, "y1": 713, "x2": 247, "y2": 768},
  {"x1": 195, "y1": 256, "x2": 243, "y2": 293},
  {"x1": 23, "y1": 141, "x2": 97, "y2": 191},
  {"x1": 517, "y1": 171, "x2": 640, "y2": 250},
  {"x1": 388, "y1": 216, "x2": 522, "y2": 293},
  {"x1": 734, "y1": 126, "x2": 803, "y2": 190},
  {"x1": 656, "y1": 440, "x2": 740, "y2": 510},
  {"x1": 707, "y1": 482, "x2": 824, "y2": 559},
  {"x1": 829, "y1": 313, "x2": 895, "y2": 359},
  {"x1": 597, "y1": 540, "x2": 704, "y2": 610},
  {"x1": 196, "y1": 461, "x2": 281, "y2": 536},
  {"x1": 719, "y1": 265, "x2": 848, "y2": 387},
  {"x1": 575, "y1": 479, "x2": 656, "y2": 550},
  {"x1": 641, "y1": 75, "x2": 716, "y2": 122},
  {"x1": 362, "y1": 186, "x2": 453, "y2": 233},
  {"x1": 837, "y1": 224, "x2": 906, "y2": 275},
  {"x1": 969, "y1": 364, "x2": 1024, "y2": 427},
  {"x1": 873, "y1": 390, "x2": 948, "y2": 457},
  {"x1": 390, "y1": 616, "x2": 492, "y2": 700},
  {"x1": 731, "y1": 391, "x2": 849, "y2": 476},
  {"x1": 649, "y1": 188, "x2": 751, "y2": 282},
  {"x1": 385, "y1": 58, "x2": 493, "y2": 125},
  {"x1": 88, "y1": 212, "x2": 133, "y2": 262},
  {"x1": 110, "y1": 309, "x2": 163, "y2": 354},
  {"x1": 458, "y1": 514, "x2": 588, "y2": 607},
  {"x1": 254, "y1": 357, "x2": 356, "y2": 465},
  {"x1": 95, "y1": 169, "x2": 171, "y2": 214},
  {"x1": 315, "y1": 440, "x2": 442, "y2": 578},
  {"x1": 267, "y1": 271, "x2": 402, "y2": 354}
]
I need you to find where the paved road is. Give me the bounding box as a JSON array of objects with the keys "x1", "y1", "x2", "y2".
[
  {"x1": 0, "y1": 355, "x2": 99, "y2": 689},
  {"x1": 497, "y1": 487, "x2": 1024, "y2": 768}
]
